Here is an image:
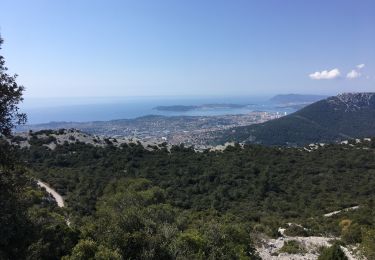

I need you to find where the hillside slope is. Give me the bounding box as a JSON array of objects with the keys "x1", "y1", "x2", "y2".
[
  {"x1": 17, "y1": 130, "x2": 375, "y2": 259},
  {"x1": 217, "y1": 93, "x2": 375, "y2": 146}
]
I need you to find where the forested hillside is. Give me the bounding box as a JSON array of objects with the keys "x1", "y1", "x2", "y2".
[
  {"x1": 216, "y1": 93, "x2": 375, "y2": 146},
  {"x1": 8, "y1": 130, "x2": 375, "y2": 259}
]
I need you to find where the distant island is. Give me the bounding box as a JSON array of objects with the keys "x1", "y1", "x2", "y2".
[{"x1": 153, "y1": 103, "x2": 249, "y2": 112}]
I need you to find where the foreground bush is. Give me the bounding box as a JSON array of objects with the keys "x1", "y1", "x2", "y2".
[{"x1": 318, "y1": 244, "x2": 347, "y2": 260}]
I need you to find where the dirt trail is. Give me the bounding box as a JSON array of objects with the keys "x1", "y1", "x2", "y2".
[
  {"x1": 37, "y1": 180, "x2": 65, "y2": 207},
  {"x1": 323, "y1": 206, "x2": 359, "y2": 217}
]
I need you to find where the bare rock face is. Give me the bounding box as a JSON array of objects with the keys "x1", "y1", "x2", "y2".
[{"x1": 328, "y1": 92, "x2": 375, "y2": 112}]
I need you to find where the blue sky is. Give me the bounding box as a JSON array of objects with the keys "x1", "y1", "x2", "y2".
[{"x1": 1, "y1": 0, "x2": 374, "y2": 98}]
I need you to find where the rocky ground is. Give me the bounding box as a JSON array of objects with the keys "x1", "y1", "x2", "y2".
[
  {"x1": 256, "y1": 217, "x2": 364, "y2": 260},
  {"x1": 256, "y1": 235, "x2": 331, "y2": 260},
  {"x1": 7, "y1": 128, "x2": 239, "y2": 152}
]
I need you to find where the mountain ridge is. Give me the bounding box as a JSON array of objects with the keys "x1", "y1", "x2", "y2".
[{"x1": 216, "y1": 92, "x2": 375, "y2": 146}]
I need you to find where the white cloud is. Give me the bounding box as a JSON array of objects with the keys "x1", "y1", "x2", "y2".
[
  {"x1": 346, "y1": 70, "x2": 361, "y2": 79},
  {"x1": 356, "y1": 64, "x2": 365, "y2": 69},
  {"x1": 309, "y1": 68, "x2": 341, "y2": 80}
]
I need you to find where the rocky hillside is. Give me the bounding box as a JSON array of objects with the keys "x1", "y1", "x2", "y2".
[
  {"x1": 216, "y1": 92, "x2": 375, "y2": 146},
  {"x1": 7, "y1": 129, "x2": 238, "y2": 152},
  {"x1": 7, "y1": 129, "x2": 168, "y2": 151}
]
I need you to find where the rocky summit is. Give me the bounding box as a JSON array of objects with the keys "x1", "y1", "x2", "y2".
[{"x1": 328, "y1": 92, "x2": 375, "y2": 112}]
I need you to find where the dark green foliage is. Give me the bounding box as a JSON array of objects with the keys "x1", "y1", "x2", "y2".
[
  {"x1": 318, "y1": 244, "x2": 348, "y2": 260},
  {"x1": 361, "y1": 229, "x2": 375, "y2": 259},
  {"x1": 0, "y1": 140, "x2": 78, "y2": 260},
  {"x1": 0, "y1": 36, "x2": 26, "y2": 136},
  {"x1": 0, "y1": 160, "x2": 32, "y2": 258},
  {"x1": 29, "y1": 135, "x2": 57, "y2": 146},
  {"x1": 23, "y1": 140, "x2": 375, "y2": 221},
  {"x1": 284, "y1": 224, "x2": 310, "y2": 237},
  {"x1": 11, "y1": 135, "x2": 27, "y2": 143},
  {"x1": 33, "y1": 129, "x2": 56, "y2": 136},
  {"x1": 18, "y1": 134, "x2": 375, "y2": 258},
  {"x1": 62, "y1": 239, "x2": 122, "y2": 260},
  {"x1": 341, "y1": 223, "x2": 362, "y2": 244},
  {"x1": 64, "y1": 178, "x2": 259, "y2": 260}
]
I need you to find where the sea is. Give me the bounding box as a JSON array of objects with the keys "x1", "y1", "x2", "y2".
[{"x1": 20, "y1": 96, "x2": 297, "y2": 124}]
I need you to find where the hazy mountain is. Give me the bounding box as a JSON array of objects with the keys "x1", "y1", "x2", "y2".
[
  {"x1": 269, "y1": 94, "x2": 328, "y2": 104},
  {"x1": 217, "y1": 93, "x2": 375, "y2": 146}
]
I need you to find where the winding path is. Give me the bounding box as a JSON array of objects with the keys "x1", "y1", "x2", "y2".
[
  {"x1": 323, "y1": 205, "x2": 359, "y2": 217},
  {"x1": 37, "y1": 180, "x2": 65, "y2": 207}
]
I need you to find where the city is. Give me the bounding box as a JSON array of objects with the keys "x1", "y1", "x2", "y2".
[{"x1": 18, "y1": 111, "x2": 285, "y2": 147}]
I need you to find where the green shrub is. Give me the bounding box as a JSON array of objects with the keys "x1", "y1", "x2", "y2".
[
  {"x1": 318, "y1": 244, "x2": 348, "y2": 260},
  {"x1": 341, "y1": 223, "x2": 362, "y2": 244},
  {"x1": 29, "y1": 135, "x2": 56, "y2": 146},
  {"x1": 11, "y1": 135, "x2": 27, "y2": 143},
  {"x1": 284, "y1": 224, "x2": 310, "y2": 237},
  {"x1": 361, "y1": 229, "x2": 375, "y2": 259},
  {"x1": 279, "y1": 240, "x2": 306, "y2": 254}
]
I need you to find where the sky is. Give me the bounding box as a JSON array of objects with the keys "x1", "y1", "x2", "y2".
[{"x1": 1, "y1": 0, "x2": 374, "y2": 98}]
